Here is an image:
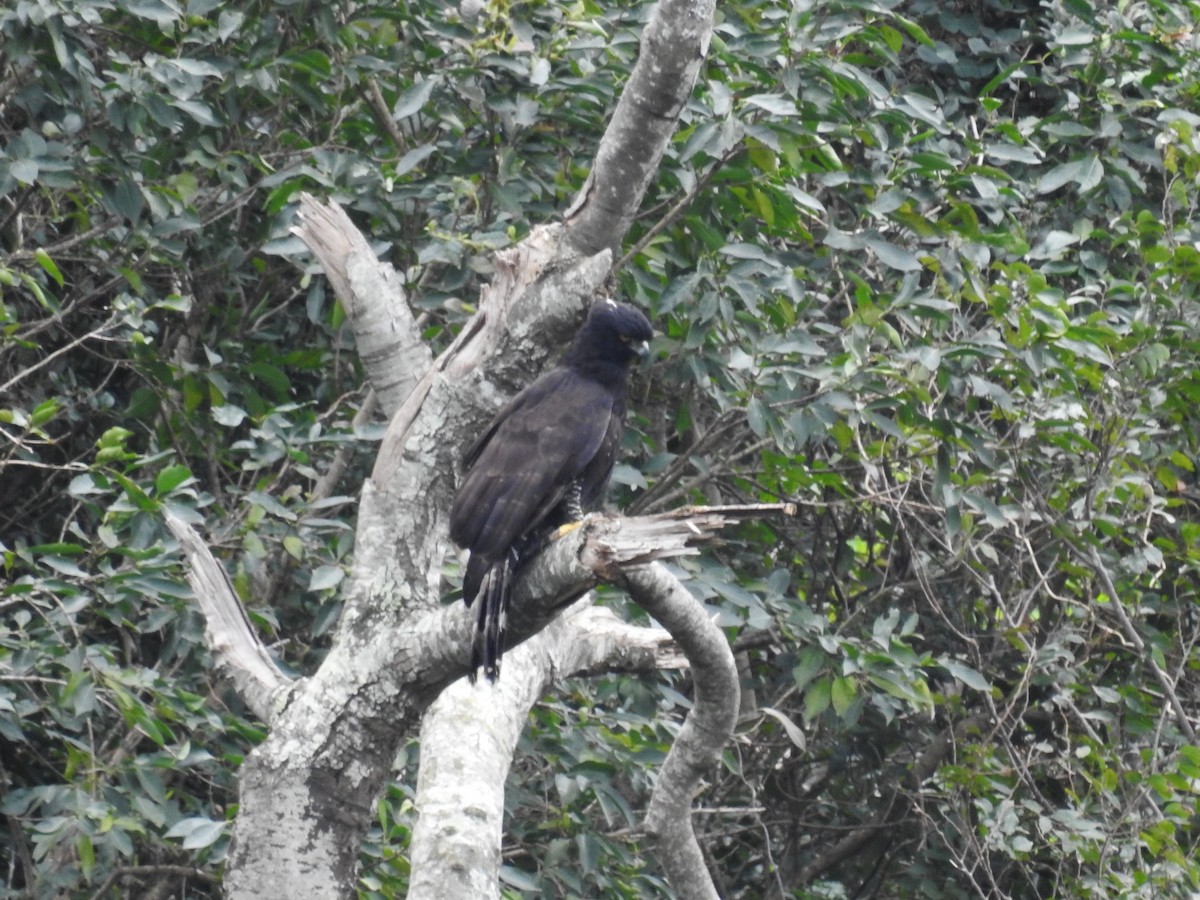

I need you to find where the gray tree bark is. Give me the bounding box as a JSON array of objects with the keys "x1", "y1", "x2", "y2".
[
  {"x1": 564, "y1": 0, "x2": 717, "y2": 257},
  {"x1": 407, "y1": 602, "x2": 682, "y2": 900}
]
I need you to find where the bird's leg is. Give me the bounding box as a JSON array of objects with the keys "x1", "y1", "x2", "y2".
[
  {"x1": 565, "y1": 480, "x2": 584, "y2": 521},
  {"x1": 551, "y1": 481, "x2": 587, "y2": 540}
]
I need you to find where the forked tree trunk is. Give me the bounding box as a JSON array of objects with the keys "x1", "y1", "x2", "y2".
[{"x1": 169, "y1": 1, "x2": 736, "y2": 897}]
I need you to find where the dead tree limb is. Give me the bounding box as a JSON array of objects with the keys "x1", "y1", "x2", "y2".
[
  {"x1": 290, "y1": 195, "x2": 430, "y2": 417},
  {"x1": 165, "y1": 511, "x2": 290, "y2": 723},
  {"x1": 172, "y1": 502, "x2": 793, "y2": 725},
  {"x1": 407, "y1": 602, "x2": 682, "y2": 900},
  {"x1": 620, "y1": 563, "x2": 740, "y2": 900}
]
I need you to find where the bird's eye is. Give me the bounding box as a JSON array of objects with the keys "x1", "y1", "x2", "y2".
[{"x1": 619, "y1": 334, "x2": 630, "y2": 343}]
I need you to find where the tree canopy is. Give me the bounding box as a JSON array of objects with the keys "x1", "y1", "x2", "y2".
[{"x1": 2, "y1": 0, "x2": 1199, "y2": 897}]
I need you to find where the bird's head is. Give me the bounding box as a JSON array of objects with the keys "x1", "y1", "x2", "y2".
[{"x1": 566, "y1": 300, "x2": 652, "y2": 369}]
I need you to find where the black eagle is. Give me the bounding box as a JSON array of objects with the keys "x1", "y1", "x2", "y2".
[{"x1": 449, "y1": 299, "x2": 654, "y2": 681}]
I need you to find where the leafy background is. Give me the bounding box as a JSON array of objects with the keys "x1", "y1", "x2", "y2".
[{"x1": 2, "y1": 0, "x2": 1198, "y2": 897}]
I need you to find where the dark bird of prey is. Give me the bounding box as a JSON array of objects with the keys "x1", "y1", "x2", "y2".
[{"x1": 449, "y1": 299, "x2": 654, "y2": 681}]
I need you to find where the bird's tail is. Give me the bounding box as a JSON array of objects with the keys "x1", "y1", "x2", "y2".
[{"x1": 468, "y1": 548, "x2": 519, "y2": 683}]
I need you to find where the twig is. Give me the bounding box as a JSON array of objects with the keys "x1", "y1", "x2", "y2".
[
  {"x1": 86, "y1": 864, "x2": 217, "y2": 900},
  {"x1": 628, "y1": 409, "x2": 745, "y2": 515},
  {"x1": 363, "y1": 77, "x2": 408, "y2": 153},
  {"x1": 1088, "y1": 547, "x2": 1197, "y2": 743},
  {"x1": 615, "y1": 144, "x2": 740, "y2": 272},
  {"x1": 0, "y1": 320, "x2": 117, "y2": 395},
  {"x1": 311, "y1": 388, "x2": 378, "y2": 503}
]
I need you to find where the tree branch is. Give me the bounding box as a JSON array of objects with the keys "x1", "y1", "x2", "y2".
[
  {"x1": 290, "y1": 193, "x2": 431, "y2": 418},
  {"x1": 164, "y1": 511, "x2": 291, "y2": 724},
  {"x1": 563, "y1": 0, "x2": 716, "y2": 256},
  {"x1": 617, "y1": 562, "x2": 739, "y2": 900},
  {"x1": 407, "y1": 602, "x2": 681, "y2": 900},
  {"x1": 171, "y1": 496, "x2": 780, "y2": 728},
  {"x1": 363, "y1": 77, "x2": 408, "y2": 154},
  {"x1": 504, "y1": 504, "x2": 793, "y2": 650},
  {"x1": 1089, "y1": 547, "x2": 1198, "y2": 743}
]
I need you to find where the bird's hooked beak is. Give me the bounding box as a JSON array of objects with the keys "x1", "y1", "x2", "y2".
[{"x1": 634, "y1": 339, "x2": 650, "y2": 360}]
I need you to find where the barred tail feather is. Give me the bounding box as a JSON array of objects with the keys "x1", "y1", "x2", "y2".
[{"x1": 468, "y1": 548, "x2": 519, "y2": 683}]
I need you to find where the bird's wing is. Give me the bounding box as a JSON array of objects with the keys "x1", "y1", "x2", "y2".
[
  {"x1": 578, "y1": 394, "x2": 627, "y2": 510},
  {"x1": 449, "y1": 367, "x2": 616, "y2": 555}
]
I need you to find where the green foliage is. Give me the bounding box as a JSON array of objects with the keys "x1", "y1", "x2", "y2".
[
  {"x1": 3, "y1": 0, "x2": 1200, "y2": 897},
  {"x1": 615, "y1": 0, "x2": 1200, "y2": 896}
]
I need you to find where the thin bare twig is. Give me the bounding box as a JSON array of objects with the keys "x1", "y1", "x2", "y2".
[
  {"x1": 1088, "y1": 546, "x2": 1197, "y2": 743},
  {"x1": 614, "y1": 144, "x2": 739, "y2": 272},
  {"x1": 0, "y1": 319, "x2": 118, "y2": 395},
  {"x1": 86, "y1": 864, "x2": 217, "y2": 900},
  {"x1": 363, "y1": 77, "x2": 408, "y2": 154}
]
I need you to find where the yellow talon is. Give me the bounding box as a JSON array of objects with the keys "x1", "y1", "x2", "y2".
[{"x1": 551, "y1": 520, "x2": 584, "y2": 540}]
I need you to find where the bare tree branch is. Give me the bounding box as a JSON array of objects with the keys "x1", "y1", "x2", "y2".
[
  {"x1": 617, "y1": 562, "x2": 740, "y2": 900},
  {"x1": 290, "y1": 193, "x2": 430, "y2": 417},
  {"x1": 363, "y1": 77, "x2": 408, "y2": 154},
  {"x1": 164, "y1": 511, "x2": 291, "y2": 723},
  {"x1": 408, "y1": 602, "x2": 682, "y2": 900},
  {"x1": 1088, "y1": 547, "x2": 1197, "y2": 742},
  {"x1": 564, "y1": 0, "x2": 717, "y2": 256},
  {"x1": 171, "y1": 490, "x2": 774, "y2": 727}
]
